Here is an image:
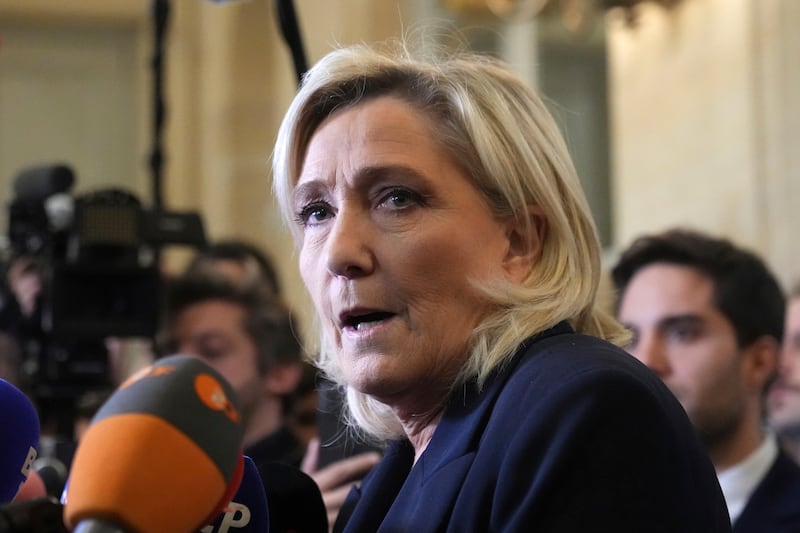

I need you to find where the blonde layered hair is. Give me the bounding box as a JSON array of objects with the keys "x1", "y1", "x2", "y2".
[{"x1": 272, "y1": 39, "x2": 627, "y2": 441}]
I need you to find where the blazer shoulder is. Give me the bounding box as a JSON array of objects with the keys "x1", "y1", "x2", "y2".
[
  {"x1": 472, "y1": 334, "x2": 730, "y2": 532},
  {"x1": 502, "y1": 332, "x2": 665, "y2": 401}
]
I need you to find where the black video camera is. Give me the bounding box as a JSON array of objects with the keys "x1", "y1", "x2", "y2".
[
  {"x1": 6, "y1": 163, "x2": 206, "y2": 339},
  {"x1": 3, "y1": 163, "x2": 206, "y2": 415}
]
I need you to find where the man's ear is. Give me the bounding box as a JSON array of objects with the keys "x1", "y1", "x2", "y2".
[
  {"x1": 266, "y1": 362, "x2": 303, "y2": 396},
  {"x1": 742, "y1": 335, "x2": 780, "y2": 393},
  {"x1": 502, "y1": 205, "x2": 546, "y2": 284}
]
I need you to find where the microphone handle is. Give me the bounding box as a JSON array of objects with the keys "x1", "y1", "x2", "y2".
[
  {"x1": 73, "y1": 519, "x2": 128, "y2": 533},
  {"x1": 0, "y1": 497, "x2": 68, "y2": 533}
]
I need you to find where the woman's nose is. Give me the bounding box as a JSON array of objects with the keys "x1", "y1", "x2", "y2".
[{"x1": 324, "y1": 208, "x2": 375, "y2": 279}]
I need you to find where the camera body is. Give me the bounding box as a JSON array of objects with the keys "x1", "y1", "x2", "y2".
[{"x1": 3, "y1": 164, "x2": 206, "y2": 412}]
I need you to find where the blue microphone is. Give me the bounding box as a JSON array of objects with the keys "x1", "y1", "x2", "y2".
[
  {"x1": 201, "y1": 456, "x2": 269, "y2": 533},
  {"x1": 0, "y1": 379, "x2": 39, "y2": 504}
]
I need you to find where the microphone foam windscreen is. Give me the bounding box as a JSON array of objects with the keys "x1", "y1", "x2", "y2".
[
  {"x1": 0, "y1": 379, "x2": 39, "y2": 504},
  {"x1": 65, "y1": 354, "x2": 244, "y2": 533}
]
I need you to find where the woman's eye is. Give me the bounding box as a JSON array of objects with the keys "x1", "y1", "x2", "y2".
[
  {"x1": 379, "y1": 188, "x2": 422, "y2": 209},
  {"x1": 296, "y1": 202, "x2": 333, "y2": 225}
]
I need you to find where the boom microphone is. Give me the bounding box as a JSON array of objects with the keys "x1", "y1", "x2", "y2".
[
  {"x1": 201, "y1": 456, "x2": 268, "y2": 533},
  {"x1": 12, "y1": 164, "x2": 75, "y2": 202},
  {"x1": 0, "y1": 379, "x2": 39, "y2": 504},
  {"x1": 32, "y1": 456, "x2": 69, "y2": 500},
  {"x1": 275, "y1": 0, "x2": 308, "y2": 84},
  {"x1": 64, "y1": 354, "x2": 245, "y2": 533}
]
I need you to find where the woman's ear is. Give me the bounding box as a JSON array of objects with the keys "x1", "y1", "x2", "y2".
[{"x1": 502, "y1": 205, "x2": 546, "y2": 284}]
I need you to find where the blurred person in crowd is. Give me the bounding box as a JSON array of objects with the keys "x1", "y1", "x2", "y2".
[
  {"x1": 285, "y1": 360, "x2": 321, "y2": 450},
  {"x1": 0, "y1": 257, "x2": 44, "y2": 395},
  {"x1": 185, "y1": 239, "x2": 282, "y2": 295},
  {"x1": 161, "y1": 272, "x2": 333, "y2": 531},
  {"x1": 769, "y1": 283, "x2": 800, "y2": 462},
  {"x1": 613, "y1": 228, "x2": 800, "y2": 532},
  {"x1": 161, "y1": 272, "x2": 305, "y2": 467},
  {"x1": 187, "y1": 238, "x2": 382, "y2": 528},
  {"x1": 0, "y1": 256, "x2": 43, "y2": 334},
  {"x1": 72, "y1": 388, "x2": 113, "y2": 442},
  {"x1": 270, "y1": 39, "x2": 730, "y2": 531},
  {"x1": 0, "y1": 331, "x2": 23, "y2": 387},
  {"x1": 183, "y1": 238, "x2": 323, "y2": 442}
]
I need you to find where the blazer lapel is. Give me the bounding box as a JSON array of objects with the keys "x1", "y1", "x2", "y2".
[{"x1": 336, "y1": 440, "x2": 414, "y2": 533}]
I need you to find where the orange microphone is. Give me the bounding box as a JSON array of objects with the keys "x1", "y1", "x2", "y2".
[{"x1": 64, "y1": 355, "x2": 244, "y2": 533}]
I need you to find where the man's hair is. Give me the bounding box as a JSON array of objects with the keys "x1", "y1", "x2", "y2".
[
  {"x1": 160, "y1": 272, "x2": 302, "y2": 375},
  {"x1": 611, "y1": 228, "x2": 785, "y2": 347},
  {"x1": 186, "y1": 239, "x2": 282, "y2": 295},
  {"x1": 272, "y1": 37, "x2": 627, "y2": 439}
]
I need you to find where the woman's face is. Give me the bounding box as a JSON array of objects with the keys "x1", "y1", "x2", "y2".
[{"x1": 293, "y1": 96, "x2": 519, "y2": 413}]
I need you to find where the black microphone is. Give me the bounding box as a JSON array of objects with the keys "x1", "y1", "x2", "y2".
[
  {"x1": 0, "y1": 497, "x2": 68, "y2": 533},
  {"x1": 201, "y1": 456, "x2": 268, "y2": 533},
  {"x1": 275, "y1": 0, "x2": 308, "y2": 84},
  {"x1": 259, "y1": 461, "x2": 327, "y2": 533},
  {"x1": 12, "y1": 164, "x2": 75, "y2": 202},
  {"x1": 31, "y1": 457, "x2": 69, "y2": 500}
]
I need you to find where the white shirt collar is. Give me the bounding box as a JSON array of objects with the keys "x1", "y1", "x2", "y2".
[{"x1": 716, "y1": 432, "x2": 778, "y2": 524}]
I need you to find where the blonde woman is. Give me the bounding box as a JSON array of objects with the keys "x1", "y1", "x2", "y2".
[{"x1": 272, "y1": 40, "x2": 730, "y2": 532}]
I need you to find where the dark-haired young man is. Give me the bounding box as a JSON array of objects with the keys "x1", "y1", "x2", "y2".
[
  {"x1": 612, "y1": 228, "x2": 800, "y2": 532},
  {"x1": 162, "y1": 273, "x2": 333, "y2": 532},
  {"x1": 162, "y1": 273, "x2": 305, "y2": 467}
]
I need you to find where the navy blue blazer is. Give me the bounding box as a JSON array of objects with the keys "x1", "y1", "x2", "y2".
[
  {"x1": 335, "y1": 322, "x2": 731, "y2": 532},
  {"x1": 733, "y1": 448, "x2": 800, "y2": 532}
]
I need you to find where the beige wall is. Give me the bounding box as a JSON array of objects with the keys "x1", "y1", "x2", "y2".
[
  {"x1": 163, "y1": 0, "x2": 409, "y2": 341},
  {"x1": 607, "y1": 0, "x2": 800, "y2": 289},
  {"x1": 0, "y1": 0, "x2": 408, "y2": 343},
  {"x1": 3, "y1": 0, "x2": 798, "y2": 332}
]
